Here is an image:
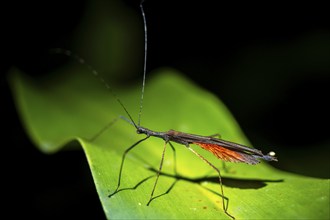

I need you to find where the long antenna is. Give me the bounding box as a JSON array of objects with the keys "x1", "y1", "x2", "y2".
[
  {"x1": 50, "y1": 2, "x2": 148, "y2": 129},
  {"x1": 49, "y1": 48, "x2": 139, "y2": 129},
  {"x1": 138, "y1": 0, "x2": 147, "y2": 127}
]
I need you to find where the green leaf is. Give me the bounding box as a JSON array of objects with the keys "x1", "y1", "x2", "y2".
[{"x1": 9, "y1": 67, "x2": 329, "y2": 219}]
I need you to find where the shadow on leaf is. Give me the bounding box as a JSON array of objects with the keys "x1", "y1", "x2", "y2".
[{"x1": 108, "y1": 165, "x2": 283, "y2": 205}]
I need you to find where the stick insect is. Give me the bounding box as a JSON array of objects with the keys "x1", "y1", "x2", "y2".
[{"x1": 52, "y1": 2, "x2": 277, "y2": 219}]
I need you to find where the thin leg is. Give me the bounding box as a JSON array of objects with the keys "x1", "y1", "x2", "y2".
[
  {"x1": 88, "y1": 117, "x2": 119, "y2": 142},
  {"x1": 186, "y1": 145, "x2": 235, "y2": 220},
  {"x1": 147, "y1": 141, "x2": 168, "y2": 205},
  {"x1": 109, "y1": 136, "x2": 150, "y2": 197},
  {"x1": 168, "y1": 142, "x2": 177, "y2": 175},
  {"x1": 89, "y1": 115, "x2": 136, "y2": 142}
]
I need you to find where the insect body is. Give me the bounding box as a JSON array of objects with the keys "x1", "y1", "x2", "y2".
[
  {"x1": 111, "y1": 121, "x2": 277, "y2": 219},
  {"x1": 137, "y1": 127, "x2": 276, "y2": 165}
]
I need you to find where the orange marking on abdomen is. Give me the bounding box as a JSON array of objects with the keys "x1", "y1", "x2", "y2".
[{"x1": 194, "y1": 142, "x2": 254, "y2": 164}]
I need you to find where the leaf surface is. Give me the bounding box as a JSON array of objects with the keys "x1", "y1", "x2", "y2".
[{"x1": 9, "y1": 67, "x2": 329, "y2": 219}]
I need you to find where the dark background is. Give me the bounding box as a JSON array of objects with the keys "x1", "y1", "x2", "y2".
[{"x1": 2, "y1": 0, "x2": 329, "y2": 219}]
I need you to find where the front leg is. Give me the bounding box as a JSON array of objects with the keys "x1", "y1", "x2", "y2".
[{"x1": 147, "y1": 141, "x2": 168, "y2": 205}]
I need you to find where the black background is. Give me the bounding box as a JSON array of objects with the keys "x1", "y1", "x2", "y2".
[{"x1": 2, "y1": 0, "x2": 329, "y2": 219}]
